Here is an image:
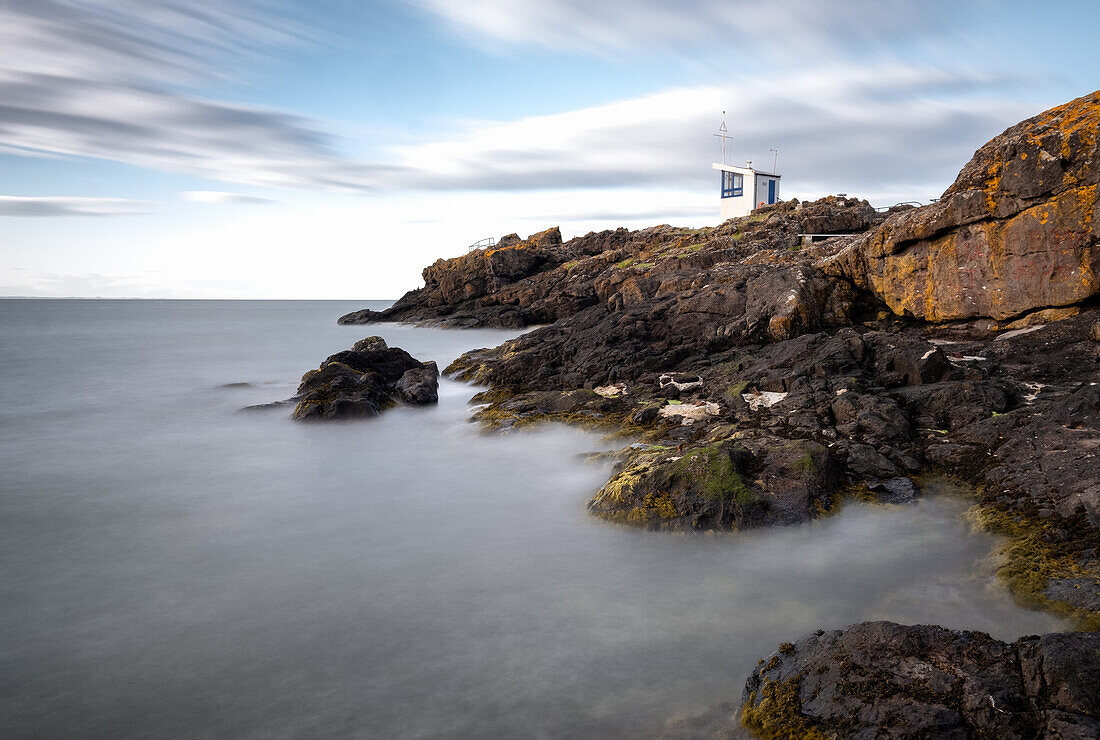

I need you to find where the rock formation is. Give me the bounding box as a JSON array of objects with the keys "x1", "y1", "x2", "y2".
[
  {"x1": 337, "y1": 93, "x2": 1100, "y2": 737},
  {"x1": 733, "y1": 622, "x2": 1100, "y2": 739},
  {"x1": 290, "y1": 336, "x2": 438, "y2": 420},
  {"x1": 825, "y1": 90, "x2": 1099, "y2": 322},
  {"x1": 336, "y1": 91, "x2": 1100, "y2": 633}
]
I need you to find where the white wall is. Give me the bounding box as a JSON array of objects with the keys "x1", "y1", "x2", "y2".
[
  {"x1": 714, "y1": 163, "x2": 780, "y2": 222},
  {"x1": 714, "y1": 163, "x2": 754, "y2": 220},
  {"x1": 753, "y1": 174, "x2": 780, "y2": 209}
]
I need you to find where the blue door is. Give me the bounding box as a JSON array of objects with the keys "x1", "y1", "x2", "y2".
[{"x1": 768, "y1": 179, "x2": 776, "y2": 204}]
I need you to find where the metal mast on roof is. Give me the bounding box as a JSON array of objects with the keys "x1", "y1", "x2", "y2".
[
  {"x1": 713, "y1": 112, "x2": 732, "y2": 165},
  {"x1": 770, "y1": 148, "x2": 779, "y2": 173}
]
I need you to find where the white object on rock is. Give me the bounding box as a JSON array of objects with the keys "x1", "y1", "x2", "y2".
[
  {"x1": 659, "y1": 373, "x2": 703, "y2": 393},
  {"x1": 594, "y1": 383, "x2": 626, "y2": 398},
  {"x1": 1023, "y1": 382, "x2": 1045, "y2": 403},
  {"x1": 658, "y1": 401, "x2": 720, "y2": 424},
  {"x1": 742, "y1": 391, "x2": 788, "y2": 411},
  {"x1": 995, "y1": 325, "x2": 1045, "y2": 341}
]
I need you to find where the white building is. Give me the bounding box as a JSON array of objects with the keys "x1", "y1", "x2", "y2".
[{"x1": 712, "y1": 162, "x2": 781, "y2": 221}]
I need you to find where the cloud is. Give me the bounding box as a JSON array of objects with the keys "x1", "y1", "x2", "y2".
[
  {"x1": 182, "y1": 191, "x2": 273, "y2": 204},
  {"x1": 406, "y1": 0, "x2": 966, "y2": 58},
  {"x1": 520, "y1": 206, "x2": 716, "y2": 223},
  {"x1": 0, "y1": 196, "x2": 151, "y2": 216},
  {"x1": 385, "y1": 64, "x2": 1035, "y2": 203},
  {"x1": 0, "y1": 1, "x2": 402, "y2": 191},
  {"x1": 0, "y1": 0, "x2": 1042, "y2": 206},
  {"x1": 0, "y1": 69, "x2": 408, "y2": 191},
  {"x1": 0, "y1": 270, "x2": 255, "y2": 298},
  {"x1": 0, "y1": 0, "x2": 304, "y2": 84}
]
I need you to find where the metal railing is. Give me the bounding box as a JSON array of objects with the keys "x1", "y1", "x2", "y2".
[
  {"x1": 874, "y1": 200, "x2": 926, "y2": 212},
  {"x1": 467, "y1": 237, "x2": 496, "y2": 252}
]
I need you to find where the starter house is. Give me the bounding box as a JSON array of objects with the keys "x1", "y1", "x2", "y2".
[{"x1": 712, "y1": 162, "x2": 781, "y2": 221}]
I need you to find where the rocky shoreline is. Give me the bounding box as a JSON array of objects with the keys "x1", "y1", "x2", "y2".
[{"x1": 340, "y1": 91, "x2": 1100, "y2": 736}]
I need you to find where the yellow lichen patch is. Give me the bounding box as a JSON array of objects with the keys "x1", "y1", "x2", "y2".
[
  {"x1": 591, "y1": 466, "x2": 649, "y2": 509},
  {"x1": 1032, "y1": 91, "x2": 1099, "y2": 159},
  {"x1": 1077, "y1": 182, "x2": 1098, "y2": 240},
  {"x1": 740, "y1": 675, "x2": 828, "y2": 740},
  {"x1": 917, "y1": 232, "x2": 958, "y2": 322},
  {"x1": 640, "y1": 491, "x2": 678, "y2": 520},
  {"x1": 1001, "y1": 306, "x2": 1080, "y2": 329},
  {"x1": 982, "y1": 151, "x2": 1005, "y2": 214},
  {"x1": 966, "y1": 504, "x2": 1100, "y2": 630}
]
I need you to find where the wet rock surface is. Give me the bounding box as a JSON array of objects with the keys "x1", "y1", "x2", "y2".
[
  {"x1": 728, "y1": 622, "x2": 1100, "y2": 740},
  {"x1": 288, "y1": 336, "x2": 438, "y2": 420}
]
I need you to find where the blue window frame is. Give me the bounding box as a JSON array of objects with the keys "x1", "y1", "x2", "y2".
[{"x1": 721, "y1": 171, "x2": 743, "y2": 198}]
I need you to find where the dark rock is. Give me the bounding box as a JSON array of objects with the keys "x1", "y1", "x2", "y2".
[
  {"x1": 924, "y1": 442, "x2": 985, "y2": 472},
  {"x1": 836, "y1": 440, "x2": 900, "y2": 478},
  {"x1": 289, "y1": 337, "x2": 438, "y2": 420},
  {"x1": 1015, "y1": 632, "x2": 1100, "y2": 719},
  {"x1": 867, "y1": 476, "x2": 920, "y2": 503},
  {"x1": 394, "y1": 361, "x2": 439, "y2": 405},
  {"x1": 337, "y1": 308, "x2": 387, "y2": 325},
  {"x1": 737, "y1": 622, "x2": 1100, "y2": 740},
  {"x1": 1043, "y1": 578, "x2": 1100, "y2": 613}
]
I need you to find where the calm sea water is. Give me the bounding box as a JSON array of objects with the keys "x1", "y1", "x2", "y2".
[{"x1": 0, "y1": 300, "x2": 1064, "y2": 738}]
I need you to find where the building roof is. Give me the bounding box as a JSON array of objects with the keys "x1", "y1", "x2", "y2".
[{"x1": 711, "y1": 162, "x2": 780, "y2": 178}]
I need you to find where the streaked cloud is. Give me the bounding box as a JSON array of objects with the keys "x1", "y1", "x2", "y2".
[
  {"x1": 520, "y1": 206, "x2": 717, "y2": 223},
  {"x1": 407, "y1": 0, "x2": 964, "y2": 58},
  {"x1": 0, "y1": 0, "x2": 396, "y2": 191},
  {"x1": 0, "y1": 0, "x2": 1044, "y2": 205},
  {"x1": 182, "y1": 191, "x2": 273, "y2": 205},
  {"x1": 0, "y1": 196, "x2": 151, "y2": 217},
  {"x1": 388, "y1": 65, "x2": 1035, "y2": 202},
  {"x1": 0, "y1": 0, "x2": 304, "y2": 84},
  {"x1": 0, "y1": 270, "x2": 255, "y2": 298}
]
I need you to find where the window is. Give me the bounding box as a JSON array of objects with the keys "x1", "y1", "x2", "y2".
[{"x1": 721, "y1": 171, "x2": 743, "y2": 198}]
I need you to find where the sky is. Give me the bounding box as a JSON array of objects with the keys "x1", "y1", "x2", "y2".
[{"x1": 0, "y1": 1, "x2": 1097, "y2": 299}]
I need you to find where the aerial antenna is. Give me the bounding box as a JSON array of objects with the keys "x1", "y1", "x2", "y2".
[
  {"x1": 770, "y1": 148, "x2": 779, "y2": 173},
  {"x1": 713, "y1": 112, "x2": 732, "y2": 165}
]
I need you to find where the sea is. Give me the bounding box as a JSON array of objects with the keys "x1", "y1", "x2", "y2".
[{"x1": 0, "y1": 299, "x2": 1065, "y2": 738}]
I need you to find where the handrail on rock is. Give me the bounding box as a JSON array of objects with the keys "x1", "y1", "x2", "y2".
[
  {"x1": 467, "y1": 237, "x2": 496, "y2": 252},
  {"x1": 874, "y1": 200, "x2": 926, "y2": 212}
]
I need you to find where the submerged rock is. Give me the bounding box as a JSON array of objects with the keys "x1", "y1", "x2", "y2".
[{"x1": 290, "y1": 336, "x2": 438, "y2": 420}]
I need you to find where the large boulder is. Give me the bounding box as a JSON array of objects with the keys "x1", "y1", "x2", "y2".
[
  {"x1": 826, "y1": 90, "x2": 1100, "y2": 322},
  {"x1": 291, "y1": 336, "x2": 438, "y2": 420},
  {"x1": 738, "y1": 622, "x2": 1100, "y2": 739}
]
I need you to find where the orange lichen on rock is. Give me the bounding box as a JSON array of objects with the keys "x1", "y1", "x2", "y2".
[{"x1": 851, "y1": 90, "x2": 1099, "y2": 322}]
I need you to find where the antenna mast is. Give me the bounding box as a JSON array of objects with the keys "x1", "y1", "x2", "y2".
[
  {"x1": 770, "y1": 148, "x2": 779, "y2": 173},
  {"x1": 713, "y1": 112, "x2": 732, "y2": 165}
]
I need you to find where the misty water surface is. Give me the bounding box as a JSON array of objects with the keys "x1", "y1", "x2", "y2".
[{"x1": 0, "y1": 300, "x2": 1065, "y2": 738}]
